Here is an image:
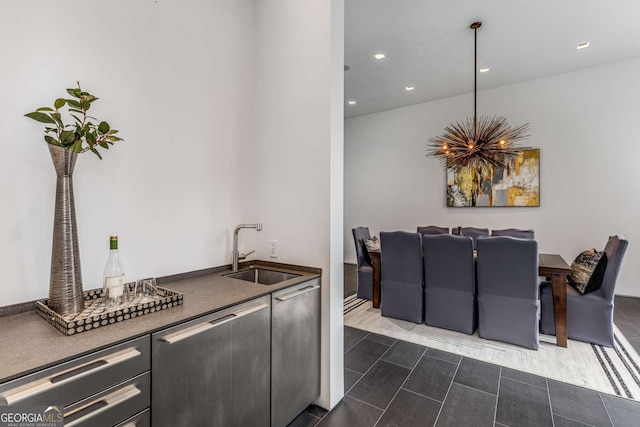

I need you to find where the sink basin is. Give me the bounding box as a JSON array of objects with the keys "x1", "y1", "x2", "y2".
[{"x1": 224, "y1": 268, "x2": 301, "y2": 285}]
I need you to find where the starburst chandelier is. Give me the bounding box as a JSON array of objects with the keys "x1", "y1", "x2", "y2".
[{"x1": 427, "y1": 22, "x2": 530, "y2": 171}]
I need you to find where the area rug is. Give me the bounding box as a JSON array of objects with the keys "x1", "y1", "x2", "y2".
[{"x1": 344, "y1": 295, "x2": 640, "y2": 401}]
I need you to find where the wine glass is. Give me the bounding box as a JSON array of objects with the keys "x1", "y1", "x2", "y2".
[
  {"x1": 105, "y1": 282, "x2": 129, "y2": 307},
  {"x1": 134, "y1": 278, "x2": 157, "y2": 303}
]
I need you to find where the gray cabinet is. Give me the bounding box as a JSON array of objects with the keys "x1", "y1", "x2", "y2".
[
  {"x1": 115, "y1": 408, "x2": 149, "y2": 427},
  {"x1": 0, "y1": 336, "x2": 150, "y2": 426},
  {"x1": 151, "y1": 295, "x2": 271, "y2": 427},
  {"x1": 271, "y1": 279, "x2": 321, "y2": 427}
]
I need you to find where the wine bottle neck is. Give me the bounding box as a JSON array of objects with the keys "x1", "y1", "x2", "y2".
[{"x1": 110, "y1": 237, "x2": 118, "y2": 250}]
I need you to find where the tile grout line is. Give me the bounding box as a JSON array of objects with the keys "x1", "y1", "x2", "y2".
[
  {"x1": 377, "y1": 345, "x2": 433, "y2": 371},
  {"x1": 371, "y1": 346, "x2": 429, "y2": 427},
  {"x1": 344, "y1": 332, "x2": 397, "y2": 410},
  {"x1": 546, "y1": 377, "x2": 556, "y2": 427},
  {"x1": 493, "y1": 366, "x2": 502, "y2": 426},
  {"x1": 343, "y1": 349, "x2": 392, "y2": 395},
  {"x1": 599, "y1": 392, "x2": 616, "y2": 427},
  {"x1": 343, "y1": 330, "x2": 371, "y2": 356},
  {"x1": 343, "y1": 394, "x2": 387, "y2": 412},
  {"x1": 450, "y1": 380, "x2": 499, "y2": 398},
  {"x1": 310, "y1": 413, "x2": 322, "y2": 427},
  {"x1": 432, "y1": 353, "x2": 463, "y2": 426},
  {"x1": 499, "y1": 375, "x2": 548, "y2": 392},
  {"x1": 399, "y1": 385, "x2": 445, "y2": 405}
]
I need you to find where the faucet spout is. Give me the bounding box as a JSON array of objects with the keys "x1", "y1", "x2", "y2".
[{"x1": 232, "y1": 223, "x2": 263, "y2": 271}]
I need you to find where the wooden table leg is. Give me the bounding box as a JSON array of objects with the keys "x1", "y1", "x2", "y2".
[
  {"x1": 371, "y1": 254, "x2": 381, "y2": 308},
  {"x1": 551, "y1": 273, "x2": 568, "y2": 348}
]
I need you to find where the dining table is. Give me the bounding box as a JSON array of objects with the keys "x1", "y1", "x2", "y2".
[{"x1": 366, "y1": 248, "x2": 572, "y2": 348}]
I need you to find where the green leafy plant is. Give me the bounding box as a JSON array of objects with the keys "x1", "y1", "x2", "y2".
[{"x1": 25, "y1": 82, "x2": 122, "y2": 159}]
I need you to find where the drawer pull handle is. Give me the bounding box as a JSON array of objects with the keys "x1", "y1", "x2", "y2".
[
  {"x1": 159, "y1": 302, "x2": 269, "y2": 344},
  {"x1": 276, "y1": 285, "x2": 319, "y2": 301},
  {"x1": 64, "y1": 384, "x2": 141, "y2": 427},
  {"x1": 2, "y1": 348, "x2": 141, "y2": 405}
]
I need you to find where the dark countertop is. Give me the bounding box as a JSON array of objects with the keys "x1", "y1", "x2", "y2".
[{"x1": 0, "y1": 261, "x2": 321, "y2": 384}]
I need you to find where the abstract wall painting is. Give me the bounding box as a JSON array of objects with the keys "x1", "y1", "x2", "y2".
[{"x1": 446, "y1": 149, "x2": 540, "y2": 207}]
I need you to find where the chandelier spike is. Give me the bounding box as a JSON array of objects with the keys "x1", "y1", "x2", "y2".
[{"x1": 427, "y1": 21, "x2": 530, "y2": 171}]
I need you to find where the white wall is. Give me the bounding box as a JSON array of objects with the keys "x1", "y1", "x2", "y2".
[
  {"x1": 0, "y1": 0, "x2": 258, "y2": 306},
  {"x1": 2, "y1": 0, "x2": 344, "y2": 410},
  {"x1": 254, "y1": 0, "x2": 344, "y2": 409},
  {"x1": 345, "y1": 57, "x2": 640, "y2": 297}
]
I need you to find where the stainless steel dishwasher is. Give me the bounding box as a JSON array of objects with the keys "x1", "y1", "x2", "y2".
[
  {"x1": 271, "y1": 279, "x2": 321, "y2": 427},
  {"x1": 151, "y1": 295, "x2": 271, "y2": 427}
]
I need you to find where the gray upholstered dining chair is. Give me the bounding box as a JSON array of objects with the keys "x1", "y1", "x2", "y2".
[
  {"x1": 491, "y1": 228, "x2": 535, "y2": 239},
  {"x1": 380, "y1": 231, "x2": 424, "y2": 324},
  {"x1": 423, "y1": 234, "x2": 477, "y2": 334},
  {"x1": 352, "y1": 227, "x2": 373, "y2": 300},
  {"x1": 540, "y1": 235, "x2": 628, "y2": 347},
  {"x1": 454, "y1": 227, "x2": 489, "y2": 250},
  {"x1": 417, "y1": 225, "x2": 450, "y2": 236},
  {"x1": 476, "y1": 236, "x2": 539, "y2": 349}
]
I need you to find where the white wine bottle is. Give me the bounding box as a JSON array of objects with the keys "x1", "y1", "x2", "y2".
[{"x1": 103, "y1": 236, "x2": 126, "y2": 305}]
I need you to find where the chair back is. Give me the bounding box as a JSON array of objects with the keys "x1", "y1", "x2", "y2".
[
  {"x1": 380, "y1": 231, "x2": 423, "y2": 285},
  {"x1": 476, "y1": 236, "x2": 538, "y2": 300},
  {"x1": 459, "y1": 227, "x2": 490, "y2": 250},
  {"x1": 597, "y1": 235, "x2": 629, "y2": 301},
  {"x1": 417, "y1": 225, "x2": 450, "y2": 236},
  {"x1": 476, "y1": 236, "x2": 539, "y2": 349},
  {"x1": 423, "y1": 234, "x2": 474, "y2": 293},
  {"x1": 352, "y1": 227, "x2": 372, "y2": 268},
  {"x1": 491, "y1": 228, "x2": 535, "y2": 239},
  {"x1": 380, "y1": 231, "x2": 424, "y2": 323}
]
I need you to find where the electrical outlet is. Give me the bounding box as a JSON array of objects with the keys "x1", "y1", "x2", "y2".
[{"x1": 270, "y1": 239, "x2": 279, "y2": 258}]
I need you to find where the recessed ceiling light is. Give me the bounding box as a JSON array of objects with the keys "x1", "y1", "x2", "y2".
[
  {"x1": 347, "y1": 100, "x2": 356, "y2": 105},
  {"x1": 373, "y1": 53, "x2": 386, "y2": 60},
  {"x1": 479, "y1": 67, "x2": 490, "y2": 73},
  {"x1": 577, "y1": 42, "x2": 590, "y2": 50},
  {"x1": 405, "y1": 85, "x2": 415, "y2": 91}
]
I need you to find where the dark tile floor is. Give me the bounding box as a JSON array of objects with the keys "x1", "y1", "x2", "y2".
[
  {"x1": 614, "y1": 295, "x2": 640, "y2": 355},
  {"x1": 285, "y1": 265, "x2": 640, "y2": 427}
]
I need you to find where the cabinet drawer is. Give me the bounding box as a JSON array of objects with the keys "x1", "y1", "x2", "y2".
[
  {"x1": 115, "y1": 409, "x2": 150, "y2": 427},
  {"x1": 64, "y1": 372, "x2": 149, "y2": 427},
  {"x1": 0, "y1": 336, "x2": 150, "y2": 407}
]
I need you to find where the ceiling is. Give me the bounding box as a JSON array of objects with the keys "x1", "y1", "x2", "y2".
[{"x1": 344, "y1": 0, "x2": 640, "y2": 118}]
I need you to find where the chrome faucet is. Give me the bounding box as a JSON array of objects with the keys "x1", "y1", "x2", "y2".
[{"x1": 232, "y1": 223, "x2": 263, "y2": 271}]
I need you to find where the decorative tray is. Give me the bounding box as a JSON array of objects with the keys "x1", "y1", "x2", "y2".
[{"x1": 36, "y1": 284, "x2": 184, "y2": 336}]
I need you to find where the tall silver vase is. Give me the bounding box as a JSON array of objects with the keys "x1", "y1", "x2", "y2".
[{"x1": 48, "y1": 144, "x2": 84, "y2": 315}]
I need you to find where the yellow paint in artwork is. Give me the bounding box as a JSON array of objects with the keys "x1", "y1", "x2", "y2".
[
  {"x1": 510, "y1": 189, "x2": 540, "y2": 206},
  {"x1": 507, "y1": 187, "x2": 524, "y2": 206},
  {"x1": 514, "y1": 152, "x2": 523, "y2": 175},
  {"x1": 457, "y1": 168, "x2": 475, "y2": 201},
  {"x1": 448, "y1": 149, "x2": 539, "y2": 206}
]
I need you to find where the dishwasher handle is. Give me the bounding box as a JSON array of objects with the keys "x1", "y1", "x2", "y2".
[
  {"x1": 158, "y1": 302, "x2": 269, "y2": 344},
  {"x1": 276, "y1": 285, "x2": 320, "y2": 301}
]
